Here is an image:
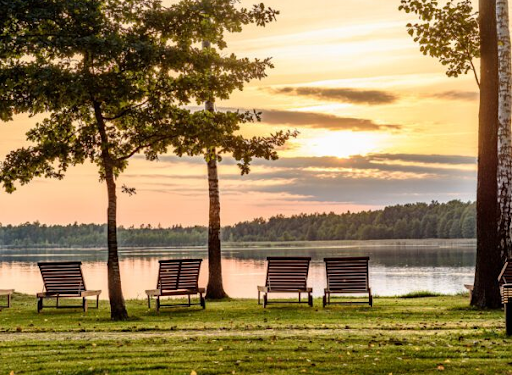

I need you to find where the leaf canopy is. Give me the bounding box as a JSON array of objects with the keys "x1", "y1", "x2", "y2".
[{"x1": 0, "y1": 0, "x2": 295, "y2": 192}]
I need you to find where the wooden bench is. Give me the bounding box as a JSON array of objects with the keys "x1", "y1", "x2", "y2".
[
  {"x1": 37, "y1": 262, "x2": 101, "y2": 313},
  {"x1": 323, "y1": 257, "x2": 372, "y2": 307},
  {"x1": 145, "y1": 259, "x2": 205, "y2": 312},
  {"x1": 0, "y1": 289, "x2": 14, "y2": 308},
  {"x1": 257, "y1": 257, "x2": 313, "y2": 308},
  {"x1": 498, "y1": 261, "x2": 512, "y2": 286},
  {"x1": 499, "y1": 261, "x2": 512, "y2": 335}
]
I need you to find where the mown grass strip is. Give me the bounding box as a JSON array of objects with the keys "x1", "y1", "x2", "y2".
[{"x1": 0, "y1": 294, "x2": 510, "y2": 374}]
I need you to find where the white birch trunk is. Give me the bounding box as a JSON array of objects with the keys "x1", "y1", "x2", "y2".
[{"x1": 497, "y1": 0, "x2": 512, "y2": 259}]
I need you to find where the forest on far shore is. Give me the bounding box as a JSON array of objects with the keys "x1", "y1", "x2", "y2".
[{"x1": 0, "y1": 200, "x2": 475, "y2": 248}]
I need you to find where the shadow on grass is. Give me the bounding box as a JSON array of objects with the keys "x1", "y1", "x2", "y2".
[{"x1": 398, "y1": 290, "x2": 443, "y2": 298}]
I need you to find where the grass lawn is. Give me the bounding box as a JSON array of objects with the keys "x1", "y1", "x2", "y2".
[{"x1": 0, "y1": 293, "x2": 510, "y2": 374}]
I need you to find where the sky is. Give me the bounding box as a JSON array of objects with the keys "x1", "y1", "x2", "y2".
[{"x1": 0, "y1": 0, "x2": 482, "y2": 226}]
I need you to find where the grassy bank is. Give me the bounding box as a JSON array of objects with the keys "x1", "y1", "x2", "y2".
[{"x1": 0, "y1": 294, "x2": 509, "y2": 374}]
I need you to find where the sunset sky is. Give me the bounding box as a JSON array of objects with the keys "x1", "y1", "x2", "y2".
[{"x1": 0, "y1": 0, "x2": 481, "y2": 226}]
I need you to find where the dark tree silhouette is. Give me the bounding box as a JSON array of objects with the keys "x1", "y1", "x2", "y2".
[{"x1": 472, "y1": 0, "x2": 502, "y2": 309}]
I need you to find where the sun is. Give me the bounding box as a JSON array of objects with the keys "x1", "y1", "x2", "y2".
[{"x1": 305, "y1": 131, "x2": 387, "y2": 158}]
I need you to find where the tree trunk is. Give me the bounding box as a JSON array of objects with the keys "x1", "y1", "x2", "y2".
[
  {"x1": 93, "y1": 101, "x2": 129, "y2": 320},
  {"x1": 202, "y1": 36, "x2": 229, "y2": 299},
  {"x1": 497, "y1": 0, "x2": 512, "y2": 261},
  {"x1": 206, "y1": 151, "x2": 228, "y2": 299},
  {"x1": 472, "y1": 0, "x2": 502, "y2": 308},
  {"x1": 104, "y1": 161, "x2": 129, "y2": 320}
]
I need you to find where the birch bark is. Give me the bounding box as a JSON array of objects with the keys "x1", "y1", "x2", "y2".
[{"x1": 497, "y1": 0, "x2": 512, "y2": 260}]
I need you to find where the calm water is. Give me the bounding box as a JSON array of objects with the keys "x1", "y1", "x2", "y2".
[{"x1": 0, "y1": 240, "x2": 476, "y2": 299}]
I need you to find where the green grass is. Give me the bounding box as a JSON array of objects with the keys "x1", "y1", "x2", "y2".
[{"x1": 0, "y1": 293, "x2": 510, "y2": 374}]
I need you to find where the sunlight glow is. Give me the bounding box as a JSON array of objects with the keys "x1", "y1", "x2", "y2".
[{"x1": 304, "y1": 131, "x2": 387, "y2": 158}]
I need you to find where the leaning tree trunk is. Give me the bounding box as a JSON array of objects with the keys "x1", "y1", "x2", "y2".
[
  {"x1": 472, "y1": 0, "x2": 502, "y2": 308},
  {"x1": 94, "y1": 101, "x2": 129, "y2": 320},
  {"x1": 497, "y1": 0, "x2": 512, "y2": 261}
]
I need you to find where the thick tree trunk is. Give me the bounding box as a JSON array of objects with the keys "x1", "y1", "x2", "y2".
[
  {"x1": 206, "y1": 152, "x2": 228, "y2": 299},
  {"x1": 472, "y1": 0, "x2": 502, "y2": 308},
  {"x1": 93, "y1": 100, "x2": 129, "y2": 320},
  {"x1": 497, "y1": 0, "x2": 512, "y2": 260}
]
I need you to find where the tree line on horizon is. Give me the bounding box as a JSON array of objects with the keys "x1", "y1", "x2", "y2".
[
  {"x1": 0, "y1": 200, "x2": 475, "y2": 247},
  {"x1": 224, "y1": 200, "x2": 476, "y2": 242}
]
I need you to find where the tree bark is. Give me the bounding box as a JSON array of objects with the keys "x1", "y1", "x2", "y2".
[
  {"x1": 202, "y1": 37, "x2": 229, "y2": 299},
  {"x1": 93, "y1": 101, "x2": 129, "y2": 320},
  {"x1": 472, "y1": 0, "x2": 502, "y2": 308},
  {"x1": 206, "y1": 150, "x2": 228, "y2": 299},
  {"x1": 497, "y1": 0, "x2": 512, "y2": 260}
]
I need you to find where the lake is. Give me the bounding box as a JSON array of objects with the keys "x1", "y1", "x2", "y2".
[{"x1": 0, "y1": 240, "x2": 476, "y2": 299}]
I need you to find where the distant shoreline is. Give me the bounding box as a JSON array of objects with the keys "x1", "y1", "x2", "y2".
[{"x1": 0, "y1": 238, "x2": 477, "y2": 251}]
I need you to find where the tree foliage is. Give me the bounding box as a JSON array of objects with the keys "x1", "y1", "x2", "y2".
[
  {"x1": 223, "y1": 200, "x2": 476, "y2": 242},
  {"x1": 399, "y1": 0, "x2": 480, "y2": 86},
  {"x1": 0, "y1": 0, "x2": 295, "y2": 319},
  {"x1": 0, "y1": 223, "x2": 207, "y2": 248}
]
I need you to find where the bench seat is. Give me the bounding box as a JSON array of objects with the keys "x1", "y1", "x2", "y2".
[
  {"x1": 146, "y1": 287, "x2": 205, "y2": 297},
  {"x1": 323, "y1": 257, "x2": 372, "y2": 307},
  {"x1": 146, "y1": 259, "x2": 205, "y2": 311},
  {"x1": 36, "y1": 290, "x2": 101, "y2": 298},
  {"x1": 257, "y1": 257, "x2": 313, "y2": 308},
  {"x1": 37, "y1": 262, "x2": 101, "y2": 313}
]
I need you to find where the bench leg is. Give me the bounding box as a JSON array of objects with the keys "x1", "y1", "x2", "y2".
[
  {"x1": 147, "y1": 295, "x2": 151, "y2": 309},
  {"x1": 506, "y1": 302, "x2": 512, "y2": 336},
  {"x1": 156, "y1": 296, "x2": 160, "y2": 312},
  {"x1": 83, "y1": 297, "x2": 88, "y2": 312},
  {"x1": 200, "y1": 293, "x2": 206, "y2": 309},
  {"x1": 96, "y1": 295, "x2": 99, "y2": 309},
  {"x1": 298, "y1": 293, "x2": 301, "y2": 303},
  {"x1": 7, "y1": 294, "x2": 11, "y2": 308},
  {"x1": 188, "y1": 294, "x2": 191, "y2": 307},
  {"x1": 258, "y1": 291, "x2": 261, "y2": 305},
  {"x1": 308, "y1": 292, "x2": 313, "y2": 307},
  {"x1": 37, "y1": 298, "x2": 43, "y2": 313}
]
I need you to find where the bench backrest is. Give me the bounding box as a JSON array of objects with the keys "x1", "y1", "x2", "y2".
[
  {"x1": 498, "y1": 261, "x2": 512, "y2": 285},
  {"x1": 324, "y1": 257, "x2": 370, "y2": 292},
  {"x1": 157, "y1": 259, "x2": 202, "y2": 291},
  {"x1": 265, "y1": 257, "x2": 311, "y2": 291},
  {"x1": 38, "y1": 261, "x2": 86, "y2": 295}
]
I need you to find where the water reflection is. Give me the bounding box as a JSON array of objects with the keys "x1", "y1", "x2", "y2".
[{"x1": 0, "y1": 240, "x2": 476, "y2": 299}]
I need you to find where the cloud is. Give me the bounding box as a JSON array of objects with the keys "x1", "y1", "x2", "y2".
[
  {"x1": 259, "y1": 109, "x2": 401, "y2": 131},
  {"x1": 184, "y1": 106, "x2": 400, "y2": 132},
  {"x1": 368, "y1": 153, "x2": 476, "y2": 165},
  {"x1": 266, "y1": 86, "x2": 479, "y2": 105},
  {"x1": 429, "y1": 91, "x2": 479, "y2": 101},
  {"x1": 136, "y1": 153, "x2": 476, "y2": 171},
  {"x1": 130, "y1": 153, "x2": 476, "y2": 206},
  {"x1": 268, "y1": 86, "x2": 399, "y2": 105}
]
